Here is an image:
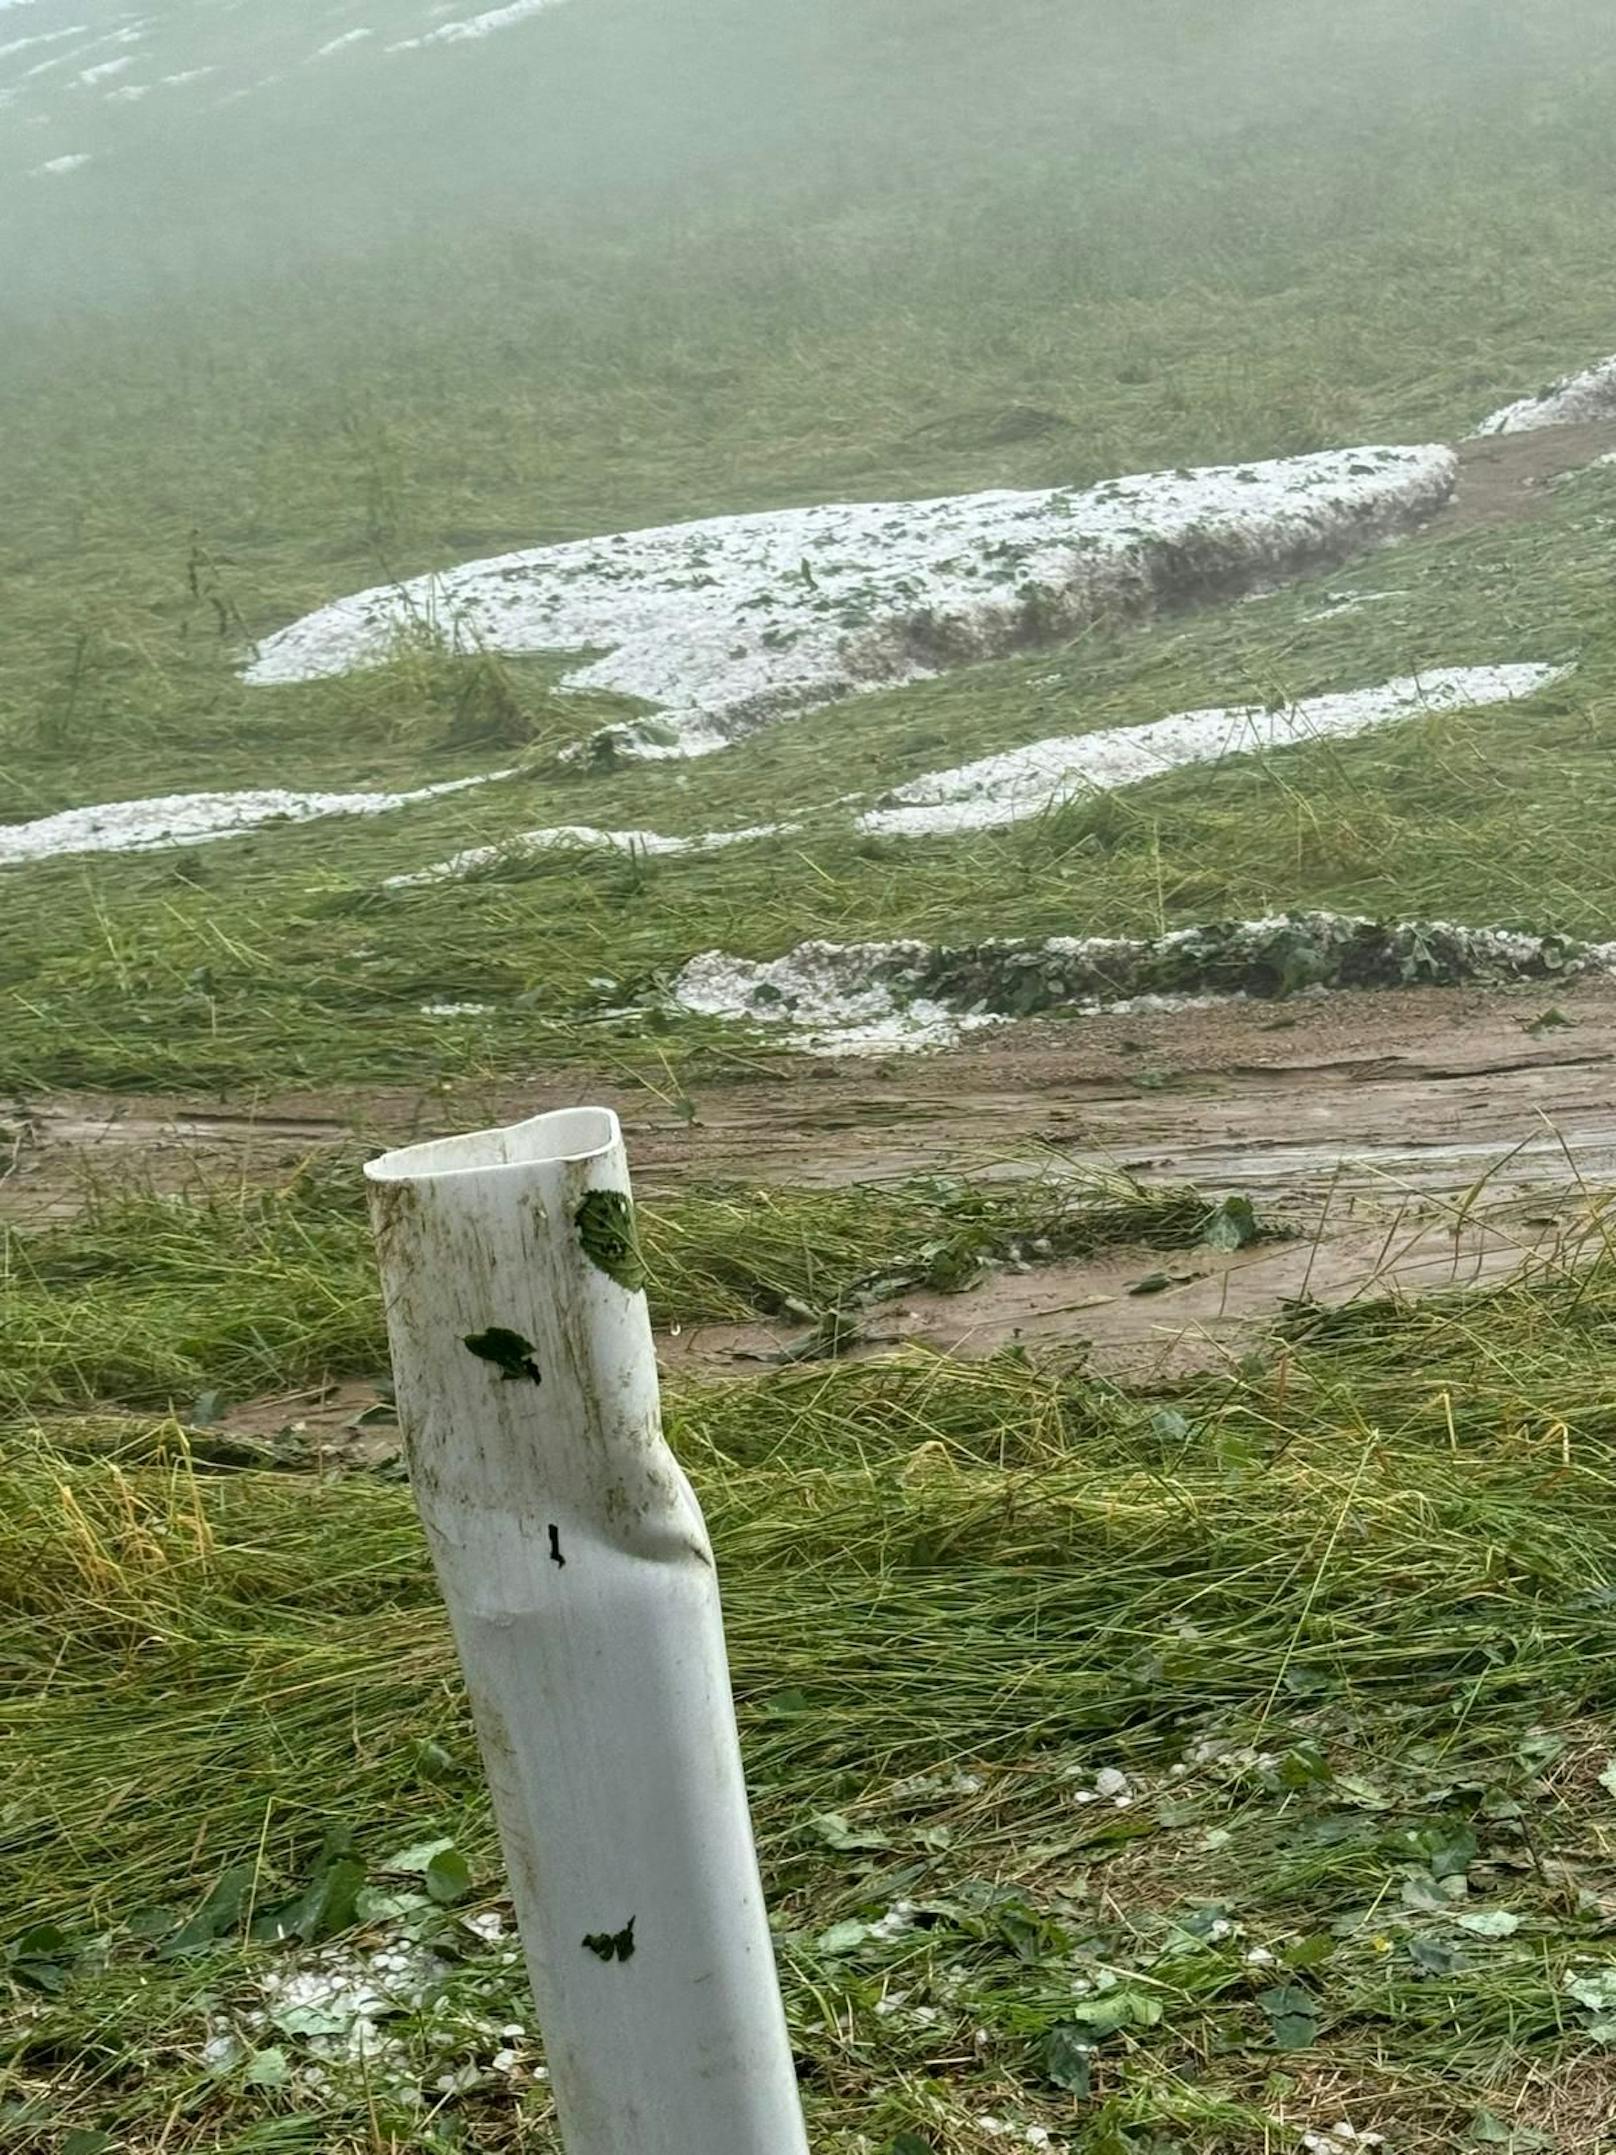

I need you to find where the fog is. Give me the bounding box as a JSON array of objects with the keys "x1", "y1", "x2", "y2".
[{"x1": 2, "y1": 0, "x2": 1612, "y2": 330}]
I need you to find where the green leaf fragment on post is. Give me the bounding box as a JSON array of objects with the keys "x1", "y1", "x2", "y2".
[{"x1": 575, "y1": 1190, "x2": 648, "y2": 1293}]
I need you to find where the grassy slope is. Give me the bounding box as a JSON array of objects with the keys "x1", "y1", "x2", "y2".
[
  {"x1": 11, "y1": 1246, "x2": 1616, "y2": 2152},
  {"x1": 11, "y1": 7, "x2": 1616, "y2": 2151},
  {"x1": 7, "y1": 8, "x2": 1616, "y2": 1087},
  {"x1": 7, "y1": 497, "x2": 1612, "y2": 1091}
]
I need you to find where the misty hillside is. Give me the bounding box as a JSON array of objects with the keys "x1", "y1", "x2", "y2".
[
  {"x1": 6, "y1": 0, "x2": 1616, "y2": 317},
  {"x1": 15, "y1": 9, "x2": 1616, "y2": 2151}
]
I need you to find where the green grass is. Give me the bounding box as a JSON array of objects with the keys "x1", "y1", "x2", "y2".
[
  {"x1": 13, "y1": 6, "x2": 1616, "y2": 2148},
  {"x1": 9, "y1": 1248, "x2": 1616, "y2": 2151},
  {"x1": 8, "y1": 8, "x2": 1616, "y2": 1087},
  {"x1": 5, "y1": 448, "x2": 1616, "y2": 1093},
  {"x1": 0, "y1": 1161, "x2": 1231, "y2": 1416},
  {"x1": 7, "y1": 669, "x2": 1611, "y2": 1093}
]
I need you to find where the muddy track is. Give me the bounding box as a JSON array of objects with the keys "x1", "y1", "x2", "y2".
[
  {"x1": 11, "y1": 976, "x2": 1614, "y2": 1207},
  {"x1": 11, "y1": 976, "x2": 1616, "y2": 1388},
  {"x1": 1435, "y1": 417, "x2": 1616, "y2": 535}
]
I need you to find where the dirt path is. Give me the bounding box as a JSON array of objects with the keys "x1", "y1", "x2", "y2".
[
  {"x1": 10, "y1": 975, "x2": 1613, "y2": 1208},
  {"x1": 12, "y1": 975, "x2": 1615, "y2": 1391},
  {"x1": 1435, "y1": 416, "x2": 1616, "y2": 534}
]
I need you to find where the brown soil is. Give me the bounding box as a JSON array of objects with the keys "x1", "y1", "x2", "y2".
[
  {"x1": 9, "y1": 974, "x2": 1613, "y2": 1211},
  {"x1": 1436, "y1": 417, "x2": 1616, "y2": 535},
  {"x1": 12, "y1": 974, "x2": 1616, "y2": 1391}
]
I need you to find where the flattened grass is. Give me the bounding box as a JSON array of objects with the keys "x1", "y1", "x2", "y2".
[
  {"x1": 8, "y1": 1253, "x2": 1616, "y2": 2149},
  {"x1": 4, "y1": 494, "x2": 1613, "y2": 1094},
  {"x1": 0, "y1": 1161, "x2": 1222, "y2": 1416}
]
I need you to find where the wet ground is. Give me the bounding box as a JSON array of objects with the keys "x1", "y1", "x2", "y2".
[
  {"x1": 11, "y1": 973, "x2": 1615, "y2": 1397},
  {"x1": 1437, "y1": 415, "x2": 1616, "y2": 534}
]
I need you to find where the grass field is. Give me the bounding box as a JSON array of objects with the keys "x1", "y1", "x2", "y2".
[
  {"x1": 0, "y1": 1161, "x2": 1235, "y2": 1416},
  {"x1": 7, "y1": 4, "x2": 1616, "y2": 1085},
  {"x1": 13, "y1": 1241, "x2": 1616, "y2": 2153},
  {"x1": 10, "y1": 1, "x2": 1616, "y2": 2148}
]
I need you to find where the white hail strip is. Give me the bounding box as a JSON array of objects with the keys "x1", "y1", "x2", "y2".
[
  {"x1": 24, "y1": 46, "x2": 90, "y2": 75},
  {"x1": 858, "y1": 665, "x2": 1571, "y2": 838},
  {"x1": 30, "y1": 151, "x2": 91, "y2": 174},
  {"x1": 674, "y1": 942, "x2": 995, "y2": 1058},
  {"x1": 0, "y1": 773, "x2": 511, "y2": 867},
  {"x1": 78, "y1": 54, "x2": 131, "y2": 82},
  {"x1": 673, "y1": 916, "x2": 1601, "y2": 1058},
  {"x1": 310, "y1": 29, "x2": 372, "y2": 58},
  {"x1": 389, "y1": 0, "x2": 568, "y2": 51},
  {"x1": 246, "y1": 445, "x2": 1457, "y2": 764},
  {"x1": 1474, "y1": 354, "x2": 1616, "y2": 437},
  {"x1": 387, "y1": 821, "x2": 789, "y2": 886}
]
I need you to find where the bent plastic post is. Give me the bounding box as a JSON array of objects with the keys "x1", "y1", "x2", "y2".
[{"x1": 366, "y1": 1107, "x2": 808, "y2": 2154}]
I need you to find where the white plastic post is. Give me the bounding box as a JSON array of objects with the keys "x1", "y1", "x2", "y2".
[{"x1": 365, "y1": 1107, "x2": 809, "y2": 2155}]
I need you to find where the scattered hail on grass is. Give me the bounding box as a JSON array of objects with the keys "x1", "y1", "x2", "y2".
[
  {"x1": 0, "y1": 772, "x2": 512, "y2": 866},
  {"x1": 207, "y1": 1924, "x2": 538, "y2": 2107},
  {"x1": 974, "y1": 2121, "x2": 1054, "y2": 2148},
  {"x1": 858, "y1": 665, "x2": 1570, "y2": 838},
  {"x1": 1550, "y1": 450, "x2": 1616, "y2": 489},
  {"x1": 388, "y1": 0, "x2": 569, "y2": 52},
  {"x1": 22, "y1": 34, "x2": 102, "y2": 80},
  {"x1": 253, "y1": 1937, "x2": 450, "y2": 2066},
  {"x1": 672, "y1": 913, "x2": 1601, "y2": 1055},
  {"x1": 1474, "y1": 353, "x2": 1616, "y2": 435},
  {"x1": 246, "y1": 445, "x2": 1456, "y2": 763},
  {"x1": 1301, "y1": 588, "x2": 1401, "y2": 622},
  {"x1": 386, "y1": 819, "x2": 792, "y2": 886}
]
